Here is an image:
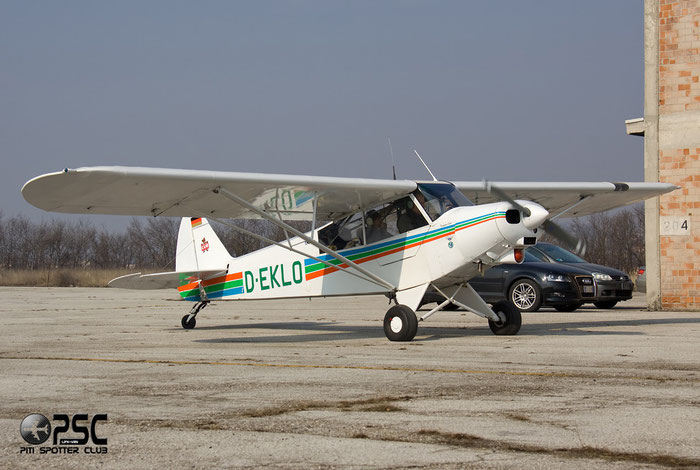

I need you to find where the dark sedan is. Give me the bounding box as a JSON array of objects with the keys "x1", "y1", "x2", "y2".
[
  {"x1": 421, "y1": 250, "x2": 596, "y2": 312},
  {"x1": 467, "y1": 250, "x2": 596, "y2": 312},
  {"x1": 527, "y1": 243, "x2": 634, "y2": 309}
]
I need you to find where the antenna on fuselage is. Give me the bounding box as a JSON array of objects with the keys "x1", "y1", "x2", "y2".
[
  {"x1": 387, "y1": 138, "x2": 397, "y2": 180},
  {"x1": 414, "y1": 149, "x2": 438, "y2": 181}
]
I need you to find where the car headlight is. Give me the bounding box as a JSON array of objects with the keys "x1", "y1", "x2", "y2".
[
  {"x1": 543, "y1": 273, "x2": 568, "y2": 282},
  {"x1": 592, "y1": 272, "x2": 613, "y2": 281}
]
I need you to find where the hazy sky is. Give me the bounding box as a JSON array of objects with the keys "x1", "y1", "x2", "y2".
[{"x1": 2, "y1": 1, "x2": 645, "y2": 227}]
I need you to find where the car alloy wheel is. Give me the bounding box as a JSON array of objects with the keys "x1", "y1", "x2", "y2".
[{"x1": 508, "y1": 279, "x2": 542, "y2": 312}]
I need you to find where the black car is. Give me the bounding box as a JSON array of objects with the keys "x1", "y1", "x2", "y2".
[
  {"x1": 527, "y1": 243, "x2": 634, "y2": 309},
  {"x1": 421, "y1": 250, "x2": 596, "y2": 312},
  {"x1": 468, "y1": 249, "x2": 596, "y2": 312}
]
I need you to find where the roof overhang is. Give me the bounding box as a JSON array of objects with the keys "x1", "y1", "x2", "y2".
[{"x1": 625, "y1": 117, "x2": 645, "y2": 136}]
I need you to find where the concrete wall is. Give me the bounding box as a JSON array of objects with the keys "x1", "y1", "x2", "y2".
[{"x1": 653, "y1": 0, "x2": 700, "y2": 310}]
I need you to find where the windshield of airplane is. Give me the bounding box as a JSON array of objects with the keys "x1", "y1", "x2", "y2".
[
  {"x1": 535, "y1": 244, "x2": 586, "y2": 263},
  {"x1": 416, "y1": 183, "x2": 473, "y2": 221}
]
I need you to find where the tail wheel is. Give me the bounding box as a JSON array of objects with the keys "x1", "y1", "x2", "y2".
[
  {"x1": 383, "y1": 305, "x2": 418, "y2": 341},
  {"x1": 488, "y1": 301, "x2": 522, "y2": 335},
  {"x1": 181, "y1": 315, "x2": 196, "y2": 329},
  {"x1": 508, "y1": 279, "x2": 542, "y2": 312}
]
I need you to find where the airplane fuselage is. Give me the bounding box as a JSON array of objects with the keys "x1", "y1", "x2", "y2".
[{"x1": 177, "y1": 201, "x2": 543, "y2": 305}]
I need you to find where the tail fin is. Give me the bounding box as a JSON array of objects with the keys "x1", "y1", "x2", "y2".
[{"x1": 176, "y1": 217, "x2": 231, "y2": 272}]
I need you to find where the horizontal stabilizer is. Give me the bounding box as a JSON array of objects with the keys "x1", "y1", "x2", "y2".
[{"x1": 109, "y1": 270, "x2": 227, "y2": 290}]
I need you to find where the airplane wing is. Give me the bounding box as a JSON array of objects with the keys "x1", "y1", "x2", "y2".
[
  {"x1": 22, "y1": 166, "x2": 417, "y2": 221},
  {"x1": 22, "y1": 166, "x2": 676, "y2": 221},
  {"x1": 454, "y1": 181, "x2": 677, "y2": 217}
]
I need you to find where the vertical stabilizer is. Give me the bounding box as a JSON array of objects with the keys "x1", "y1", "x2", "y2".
[{"x1": 175, "y1": 217, "x2": 231, "y2": 272}]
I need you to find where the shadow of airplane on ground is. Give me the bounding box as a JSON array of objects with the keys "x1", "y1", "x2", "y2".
[{"x1": 185, "y1": 315, "x2": 700, "y2": 344}]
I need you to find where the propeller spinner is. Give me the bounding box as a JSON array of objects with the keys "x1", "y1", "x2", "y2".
[{"x1": 484, "y1": 181, "x2": 587, "y2": 256}]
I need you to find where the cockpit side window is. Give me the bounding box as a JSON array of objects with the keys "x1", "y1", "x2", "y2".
[
  {"x1": 395, "y1": 193, "x2": 430, "y2": 233},
  {"x1": 317, "y1": 213, "x2": 364, "y2": 251},
  {"x1": 317, "y1": 186, "x2": 469, "y2": 252},
  {"x1": 365, "y1": 204, "x2": 399, "y2": 244},
  {"x1": 318, "y1": 197, "x2": 427, "y2": 252}
]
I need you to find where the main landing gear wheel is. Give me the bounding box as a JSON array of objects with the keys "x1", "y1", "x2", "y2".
[
  {"x1": 181, "y1": 315, "x2": 196, "y2": 329},
  {"x1": 383, "y1": 304, "x2": 418, "y2": 341},
  {"x1": 488, "y1": 301, "x2": 522, "y2": 336}
]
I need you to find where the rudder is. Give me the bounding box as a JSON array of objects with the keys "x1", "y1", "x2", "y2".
[{"x1": 175, "y1": 217, "x2": 232, "y2": 272}]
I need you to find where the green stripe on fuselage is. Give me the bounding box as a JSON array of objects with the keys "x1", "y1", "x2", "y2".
[{"x1": 178, "y1": 278, "x2": 243, "y2": 299}]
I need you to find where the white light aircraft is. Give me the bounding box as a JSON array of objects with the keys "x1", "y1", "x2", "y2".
[{"x1": 22, "y1": 165, "x2": 675, "y2": 341}]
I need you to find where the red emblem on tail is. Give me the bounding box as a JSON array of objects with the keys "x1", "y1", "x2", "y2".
[{"x1": 201, "y1": 238, "x2": 209, "y2": 253}]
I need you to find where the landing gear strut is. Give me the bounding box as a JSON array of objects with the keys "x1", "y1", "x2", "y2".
[{"x1": 181, "y1": 301, "x2": 209, "y2": 330}]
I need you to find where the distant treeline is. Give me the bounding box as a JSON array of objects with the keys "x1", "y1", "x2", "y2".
[
  {"x1": 540, "y1": 204, "x2": 646, "y2": 274},
  {"x1": 0, "y1": 205, "x2": 644, "y2": 274},
  {"x1": 0, "y1": 215, "x2": 309, "y2": 271}
]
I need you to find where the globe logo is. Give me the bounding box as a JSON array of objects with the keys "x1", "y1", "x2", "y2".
[{"x1": 20, "y1": 414, "x2": 51, "y2": 445}]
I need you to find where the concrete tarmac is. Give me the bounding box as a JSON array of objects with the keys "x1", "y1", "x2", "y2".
[{"x1": 1, "y1": 287, "x2": 699, "y2": 469}]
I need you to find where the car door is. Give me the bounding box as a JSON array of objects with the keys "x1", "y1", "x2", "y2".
[{"x1": 468, "y1": 265, "x2": 506, "y2": 302}]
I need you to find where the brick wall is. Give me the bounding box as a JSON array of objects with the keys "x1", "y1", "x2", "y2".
[{"x1": 658, "y1": 0, "x2": 700, "y2": 310}]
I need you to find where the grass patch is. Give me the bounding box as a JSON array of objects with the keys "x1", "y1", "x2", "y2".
[
  {"x1": 0, "y1": 268, "x2": 137, "y2": 287},
  {"x1": 242, "y1": 396, "x2": 411, "y2": 418},
  {"x1": 410, "y1": 430, "x2": 700, "y2": 468},
  {"x1": 504, "y1": 412, "x2": 532, "y2": 422}
]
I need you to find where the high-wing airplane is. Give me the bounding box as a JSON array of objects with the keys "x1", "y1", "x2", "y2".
[{"x1": 22, "y1": 166, "x2": 676, "y2": 341}]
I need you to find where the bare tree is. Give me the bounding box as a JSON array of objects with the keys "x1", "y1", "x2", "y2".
[
  {"x1": 125, "y1": 218, "x2": 179, "y2": 269},
  {"x1": 550, "y1": 204, "x2": 645, "y2": 274}
]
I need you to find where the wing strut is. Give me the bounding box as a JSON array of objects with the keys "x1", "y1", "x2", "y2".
[
  {"x1": 272, "y1": 187, "x2": 294, "y2": 249},
  {"x1": 212, "y1": 187, "x2": 397, "y2": 292},
  {"x1": 194, "y1": 212, "x2": 392, "y2": 290},
  {"x1": 550, "y1": 195, "x2": 592, "y2": 220}
]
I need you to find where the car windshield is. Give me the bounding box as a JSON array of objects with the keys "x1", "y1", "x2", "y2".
[
  {"x1": 536, "y1": 244, "x2": 586, "y2": 263},
  {"x1": 417, "y1": 183, "x2": 473, "y2": 220},
  {"x1": 522, "y1": 250, "x2": 545, "y2": 263}
]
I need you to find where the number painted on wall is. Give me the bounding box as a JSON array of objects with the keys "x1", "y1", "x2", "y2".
[{"x1": 660, "y1": 216, "x2": 691, "y2": 236}]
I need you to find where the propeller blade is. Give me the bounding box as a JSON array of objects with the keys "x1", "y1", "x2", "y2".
[
  {"x1": 484, "y1": 180, "x2": 530, "y2": 216},
  {"x1": 485, "y1": 180, "x2": 586, "y2": 256},
  {"x1": 542, "y1": 220, "x2": 587, "y2": 256}
]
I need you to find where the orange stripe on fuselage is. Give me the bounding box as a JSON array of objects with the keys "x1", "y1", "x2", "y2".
[{"x1": 177, "y1": 272, "x2": 241, "y2": 292}]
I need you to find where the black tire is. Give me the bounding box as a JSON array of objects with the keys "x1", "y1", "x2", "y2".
[
  {"x1": 508, "y1": 279, "x2": 542, "y2": 312},
  {"x1": 181, "y1": 314, "x2": 196, "y2": 329},
  {"x1": 383, "y1": 304, "x2": 418, "y2": 341},
  {"x1": 488, "y1": 301, "x2": 522, "y2": 335},
  {"x1": 554, "y1": 302, "x2": 582, "y2": 312},
  {"x1": 594, "y1": 300, "x2": 618, "y2": 309}
]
